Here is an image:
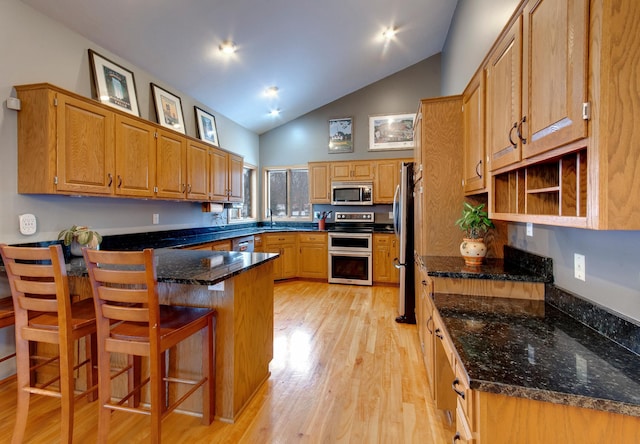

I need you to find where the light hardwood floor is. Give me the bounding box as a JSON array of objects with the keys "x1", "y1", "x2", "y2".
[{"x1": 0, "y1": 281, "x2": 450, "y2": 443}]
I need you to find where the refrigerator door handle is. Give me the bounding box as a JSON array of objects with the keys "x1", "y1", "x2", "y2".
[
  {"x1": 393, "y1": 257, "x2": 405, "y2": 269},
  {"x1": 393, "y1": 184, "x2": 400, "y2": 237}
]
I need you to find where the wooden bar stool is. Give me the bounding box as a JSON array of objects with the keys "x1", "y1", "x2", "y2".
[
  {"x1": 0, "y1": 243, "x2": 98, "y2": 444},
  {"x1": 83, "y1": 248, "x2": 216, "y2": 444},
  {"x1": 0, "y1": 297, "x2": 17, "y2": 385}
]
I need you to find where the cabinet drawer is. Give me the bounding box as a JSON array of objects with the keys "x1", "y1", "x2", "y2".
[
  {"x1": 453, "y1": 361, "x2": 473, "y2": 423},
  {"x1": 298, "y1": 233, "x2": 327, "y2": 244},
  {"x1": 455, "y1": 402, "x2": 475, "y2": 443},
  {"x1": 434, "y1": 312, "x2": 456, "y2": 370}
]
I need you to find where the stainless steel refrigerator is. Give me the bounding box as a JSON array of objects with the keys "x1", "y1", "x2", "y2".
[{"x1": 393, "y1": 162, "x2": 415, "y2": 324}]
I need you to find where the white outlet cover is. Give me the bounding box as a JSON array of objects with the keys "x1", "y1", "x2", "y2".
[
  {"x1": 19, "y1": 213, "x2": 37, "y2": 235},
  {"x1": 574, "y1": 253, "x2": 586, "y2": 281},
  {"x1": 526, "y1": 222, "x2": 533, "y2": 237}
]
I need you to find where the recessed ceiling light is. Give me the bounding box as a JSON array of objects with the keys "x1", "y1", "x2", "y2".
[
  {"x1": 382, "y1": 27, "x2": 397, "y2": 40},
  {"x1": 219, "y1": 40, "x2": 237, "y2": 54},
  {"x1": 269, "y1": 109, "x2": 280, "y2": 117},
  {"x1": 264, "y1": 86, "x2": 279, "y2": 98}
]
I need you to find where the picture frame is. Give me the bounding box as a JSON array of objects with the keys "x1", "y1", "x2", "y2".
[
  {"x1": 369, "y1": 113, "x2": 416, "y2": 151},
  {"x1": 150, "y1": 83, "x2": 186, "y2": 134},
  {"x1": 328, "y1": 117, "x2": 353, "y2": 153},
  {"x1": 194, "y1": 106, "x2": 219, "y2": 146},
  {"x1": 88, "y1": 49, "x2": 140, "y2": 116}
]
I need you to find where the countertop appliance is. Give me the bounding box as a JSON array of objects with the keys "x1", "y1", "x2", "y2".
[
  {"x1": 331, "y1": 181, "x2": 373, "y2": 206},
  {"x1": 327, "y1": 211, "x2": 373, "y2": 286},
  {"x1": 393, "y1": 162, "x2": 415, "y2": 324}
]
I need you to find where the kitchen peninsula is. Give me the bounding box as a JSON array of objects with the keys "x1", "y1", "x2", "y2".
[{"x1": 67, "y1": 248, "x2": 278, "y2": 423}]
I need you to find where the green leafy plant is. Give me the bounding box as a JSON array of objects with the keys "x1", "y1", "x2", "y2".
[
  {"x1": 58, "y1": 225, "x2": 102, "y2": 248},
  {"x1": 455, "y1": 202, "x2": 494, "y2": 239}
]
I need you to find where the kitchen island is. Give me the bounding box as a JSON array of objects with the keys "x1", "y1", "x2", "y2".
[{"x1": 67, "y1": 248, "x2": 278, "y2": 423}]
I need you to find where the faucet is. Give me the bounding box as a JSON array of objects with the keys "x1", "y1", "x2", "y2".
[{"x1": 269, "y1": 209, "x2": 274, "y2": 228}]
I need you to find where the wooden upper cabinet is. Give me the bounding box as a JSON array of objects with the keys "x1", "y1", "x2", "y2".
[
  {"x1": 114, "y1": 115, "x2": 156, "y2": 198},
  {"x1": 209, "y1": 148, "x2": 243, "y2": 202},
  {"x1": 330, "y1": 161, "x2": 373, "y2": 181},
  {"x1": 155, "y1": 129, "x2": 187, "y2": 199},
  {"x1": 462, "y1": 70, "x2": 486, "y2": 194},
  {"x1": 308, "y1": 162, "x2": 331, "y2": 203},
  {"x1": 521, "y1": 0, "x2": 588, "y2": 159},
  {"x1": 228, "y1": 153, "x2": 244, "y2": 202},
  {"x1": 486, "y1": 16, "x2": 523, "y2": 172},
  {"x1": 186, "y1": 140, "x2": 210, "y2": 201},
  {"x1": 374, "y1": 159, "x2": 399, "y2": 203}
]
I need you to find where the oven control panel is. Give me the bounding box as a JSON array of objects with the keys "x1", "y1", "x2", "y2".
[{"x1": 334, "y1": 212, "x2": 374, "y2": 222}]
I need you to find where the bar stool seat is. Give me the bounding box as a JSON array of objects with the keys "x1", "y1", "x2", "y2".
[
  {"x1": 0, "y1": 243, "x2": 98, "y2": 444},
  {"x1": 83, "y1": 247, "x2": 216, "y2": 444}
]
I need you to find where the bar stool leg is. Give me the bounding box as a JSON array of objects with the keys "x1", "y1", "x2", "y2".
[{"x1": 12, "y1": 337, "x2": 31, "y2": 444}]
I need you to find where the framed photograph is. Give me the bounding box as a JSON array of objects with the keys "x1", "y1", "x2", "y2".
[
  {"x1": 150, "y1": 83, "x2": 186, "y2": 134},
  {"x1": 194, "y1": 106, "x2": 219, "y2": 146},
  {"x1": 88, "y1": 49, "x2": 140, "y2": 116},
  {"x1": 329, "y1": 117, "x2": 353, "y2": 153},
  {"x1": 369, "y1": 113, "x2": 416, "y2": 151}
]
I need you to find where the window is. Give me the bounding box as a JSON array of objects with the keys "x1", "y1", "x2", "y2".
[
  {"x1": 264, "y1": 167, "x2": 310, "y2": 219},
  {"x1": 228, "y1": 165, "x2": 256, "y2": 223}
]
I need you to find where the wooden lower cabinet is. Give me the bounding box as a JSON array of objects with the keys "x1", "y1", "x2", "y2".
[
  {"x1": 298, "y1": 233, "x2": 327, "y2": 279},
  {"x1": 263, "y1": 233, "x2": 297, "y2": 280},
  {"x1": 372, "y1": 233, "x2": 399, "y2": 284}
]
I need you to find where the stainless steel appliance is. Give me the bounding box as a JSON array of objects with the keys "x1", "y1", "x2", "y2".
[
  {"x1": 393, "y1": 162, "x2": 415, "y2": 324},
  {"x1": 328, "y1": 211, "x2": 373, "y2": 286},
  {"x1": 331, "y1": 181, "x2": 373, "y2": 206},
  {"x1": 232, "y1": 235, "x2": 254, "y2": 252}
]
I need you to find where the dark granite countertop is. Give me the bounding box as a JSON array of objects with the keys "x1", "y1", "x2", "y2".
[
  {"x1": 66, "y1": 249, "x2": 279, "y2": 286},
  {"x1": 421, "y1": 246, "x2": 553, "y2": 283},
  {"x1": 433, "y1": 293, "x2": 640, "y2": 417}
]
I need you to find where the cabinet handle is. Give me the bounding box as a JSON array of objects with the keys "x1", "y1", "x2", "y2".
[
  {"x1": 187, "y1": 184, "x2": 192, "y2": 193},
  {"x1": 475, "y1": 160, "x2": 482, "y2": 178},
  {"x1": 181, "y1": 183, "x2": 186, "y2": 193},
  {"x1": 117, "y1": 175, "x2": 123, "y2": 188},
  {"x1": 508, "y1": 122, "x2": 518, "y2": 148},
  {"x1": 107, "y1": 173, "x2": 113, "y2": 187},
  {"x1": 435, "y1": 328, "x2": 444, "y2": 340},
  {"x1": 517, "y1": 115, "x2": 527, "y2": 144},
  {"x1": 452, "y1": 378, "x2": 465, "y2": 399},
  {"x1": 453, "y1": 432, "x2": 461, "y2": 443},
  {"x1": 426, "y1": 316, "x2": 433, "y2": 334}
]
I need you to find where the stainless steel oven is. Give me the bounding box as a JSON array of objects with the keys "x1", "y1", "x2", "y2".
[{"x1": 328, "y1": 212, "x2": 373, "y2": 286}]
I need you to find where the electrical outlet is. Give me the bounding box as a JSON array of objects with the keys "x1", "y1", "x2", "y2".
[
  {"x1": 19, "y1": 213, "x2": 37, "y2": 235},
  {"x1": 152, "y1": 213, "x2": 159, "y2": 225},
  {"x1": 526, "y1": 222, "x2": 533, "y2": 237},
  {"x1": 574, "y1": 253, "x2": 585, "y2": 281}
]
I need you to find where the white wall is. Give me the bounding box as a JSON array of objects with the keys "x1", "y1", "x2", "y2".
[
  {"x1": 0, "y1": 0, "x2": 259, "y2": 247},
  {"x1": 441, "y1": 0, "x2": 640, "y2": 322}
]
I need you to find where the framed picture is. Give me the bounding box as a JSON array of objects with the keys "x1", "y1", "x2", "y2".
[
  {"x1": 88, "y1": 49, "x2": 140, "y2": 116},
  {"x1": 194, "y1": 106, "x2": 219, "y2": 146},
  {"x1": 150, "y1": 83, "x2": 186, "y2": 134},
  {"x1": 369, "y1": 113, "x2": 416, "y2": 151},
  {"x1": 328, "y1": 117, "x2": 353, "y2": 153}
]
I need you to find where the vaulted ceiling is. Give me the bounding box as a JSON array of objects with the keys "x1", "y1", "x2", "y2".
[{"x1": 22, "y1": 0, "x2": 458, "y2": 134}]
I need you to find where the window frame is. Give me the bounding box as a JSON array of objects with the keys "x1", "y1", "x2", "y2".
[
  {"x1": 227, "y1": 163, "x2": 257, "y2": 224},
  {"x1": 263, "y1": 165, "x2": 311, "y2": 221}
]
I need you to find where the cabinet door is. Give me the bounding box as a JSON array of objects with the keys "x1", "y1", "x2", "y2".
[
  {"x1": 299, "y1": 234, "x2": 328, "y2": 279},
  {"x1": 374, "y1": 160, "x2": 399, "y2": 203},
  {"x1": 309, "y1": 162, "x2": 331, "y2": 203},
  {"x1": 373, "y1": 234, "x2": 399, "y2": 283},
  {"x1": 486, "y1": 17, "x2": 523, "y2": 172},
  {"x1": 185, "y1": 140, "x2": 210, "y2": 201},
  {"x1": 210, "y1": 148, "x2": 229, "y2": 201},
  {"x1": 330, "y1": 162, "x2": 352, "y2": 180},
  {"x1": 55, "y1": 93, "x2": 115, "y2": 194},
  {"x1": 462, "y1": 72, "x2": 486, "y2": 194},
  {"x1": 156, "y1": 129, "x2": 187, "y2": 199},
  {"x1": 413, "y1": 110, "x2": 423, "y2": 184},
  {"x1": 228, "y1": 154, "x2": 244, "y2": 202},
  {"x1": 521, "y1": 0, "x2": 588, "y2": 159},
  {"x1": 114, "y1": 115, "x2": 156, "y2": 198},
  {"x1": 351, "y1": 161, "x2": 373, "y2": 180}
]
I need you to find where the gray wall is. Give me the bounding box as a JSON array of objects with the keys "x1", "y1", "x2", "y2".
[
  {"x1": 0, "y1": 0, "x2": 259, "y2": 247},
  {"x1": 441, "y1": 0, "x2": 640, "y2": 322},
  {"x1": 259, "y1": 55, "x2": 441, "y2": 167}
]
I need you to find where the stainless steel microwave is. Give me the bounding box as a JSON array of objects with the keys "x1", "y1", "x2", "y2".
[{"x1": 331, "y1": 181, "x2": 373, "y2": 205}]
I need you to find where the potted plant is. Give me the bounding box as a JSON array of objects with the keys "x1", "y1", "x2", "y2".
[
  {"x1": 455, "y1": 202, "x2": 494, "y2": 266},
  {"x1": 58, "y1": 225, "x2": 102, "y2": 256}
]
